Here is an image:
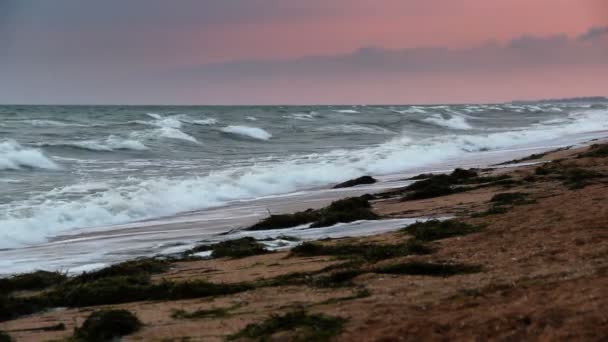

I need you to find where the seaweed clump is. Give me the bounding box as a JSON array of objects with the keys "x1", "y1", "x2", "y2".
[
  {"x1": 290, "y1": 240, "x2": 431, "y2": 262},
  {"x1": 332, "y1": 176, "x2": 377, "y2": 188},
  {"x1": 247, "y1": 196, "x2": 378, "y2": 231},
  {"x1": 228, "y1": 309, "x2": 345, "y2": 342},
  {"x1": 401, "y1": 220, "x2": 482, "y2": 241},
  {"x1": 535, "y1": 163, "x2": 604, "y2": 189},
  {"x1": 0, "y1": 331, "x2": 12, "y2": 342},
  {"x1": 402, "y1": 168, "x2": 478, "y2": 201},
  {"x1": 189, "y1": 237, "x2": 270, "y2": 259},
  {"x1": 68, "y1": 258, "x2": 169, "y2": 284},
  {"x1": 73, "y1": 309, "x2": 142, "y2": 342},
  {"x1": 0, "y1": 270, "x2": 67, "y2": 293},
  {"x1": 578, "y1": 144, "x2": 608, "y2": 158}
]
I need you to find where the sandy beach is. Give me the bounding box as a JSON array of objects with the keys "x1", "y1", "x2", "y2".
[
  {"x1": 1, "y1": 141, "x2": 607, "y2": 341},
  {"x1": 3, "y1": 3, "x2": 608, "y2": 341}
]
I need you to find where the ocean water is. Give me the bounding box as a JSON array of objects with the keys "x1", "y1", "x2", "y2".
[{"x1": 1, "y1": 102, "x2": 608, "y2": 255}]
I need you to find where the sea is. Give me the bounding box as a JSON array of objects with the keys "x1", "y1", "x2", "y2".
[{"x1": 1, "y1": 102, "x2": 607, "y2": 274}]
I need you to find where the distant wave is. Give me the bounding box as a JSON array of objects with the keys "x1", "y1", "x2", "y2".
[
  {"x1": 130, "y1": 114, "x2": 201, "y2": 143},
  {"x1": 422, "y1": 114, "x2": 473, "y2": 130},
  {"x1": 189, "y1": 118, "x2": 218, "y2": 125},
  {"x1": 334, "y1": 109, "x2": 359, "y2": 114},
  {"x1": 26, "y1": 120, "x2": 89, "y2": 127},
  {"x1": 392, "y1": 106, "x2": 427, "y2": 114},
  {"x1": 131, "y1": 127, "x2": 200, "y2": 144},
  {"x1": 221, "y1": 125, "x2": 272, "y2": 140},
  {"x1": 39, "y1": 136, "x2": 148, "y2": 152},
  {"x1": 317, "y1": 124, "x2": 395, "y2": 135},
  {"x1": 284, "y1": 112, "x2": 318, "y2": 121},
  {"x1": 156, "y1": 127, "x2": 199, "y2": 143},
  {"x1": 139, "y1": 113, "x2": 217, "y2": 127},
  {"x1": 0, "y1": 140, "x2": 60, "y2": 170},
  {"x1": 173, "y1": 114, "x2": 218, "y2": 126},
  {"x1": 138, "y1": 113, "x2": 182, "y2": 128}
]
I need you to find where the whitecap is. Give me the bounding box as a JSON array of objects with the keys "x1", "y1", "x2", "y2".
[
  {"x1": 156, "y1": 127, "x2": 199, "y2": 143},
  {"x1": 422, "y1": 114, "x2": 472, "y2": 130},
  {"x1": 284, "y1": 112, "x2": 317, "y2": 121},
  {"x1": 137, "y1": 117, "x2": 182, "y2": 129},
  {"x1": 39, "y1": 136, "x2": 148, "y2": 152},
  {"x1": 26, "y1": 119, "x2": 89, "y2": 127},
  {"x1": 392, "y1": 106, "x2": 427, "y2": 114},
  {"x1": 221, "y1": 125, "x2": 272, "y2": 140},
  {"x1": 317, "y1": 124, "x2": 395, "y2": 135},
  {"x1": 0, "y1": 140, "x2": 60, "y2": 171},
  {"x1": 334, "y1": 109, "x2": 359, "y2": 114},
  {"x1": 190, "y1": 118, "x2": 218, "y2": 125}
]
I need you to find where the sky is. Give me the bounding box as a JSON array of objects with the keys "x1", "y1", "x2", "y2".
[{"x1": 0, "y1": 0, "x2": 607, "y2": 105}]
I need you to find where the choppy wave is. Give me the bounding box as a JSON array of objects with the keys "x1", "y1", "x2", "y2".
[
  {"x1": 422, "y1": 114, "x2": 473, "y2": 130},
  {"x1": 284, "y1": 112, "x2": 318, "y2": 121},
  {"x1": 26, "y1": 120, "x2": 89, "y2": 127},
  {"x1": 221, "y1": 125, "x2": 272, "y2": 140},
  {"x1": 0, "y1": 140, "x2": 60, "y2": 171},
  {"x1": 317, "y1": 124, "x2": 395, "y2": 135},
  {"x1": 2, "y1": 108, "x2": 608, "y2": 247},
  {"x1": 131, "y1": 127, "x2": 199, "y2": 144},
  {"x1": 138, "y1": 113, "x2": 182, "y2": 128},
  {"x1": 130, "y1": 114, "x2": 201, "y2": 143},
  {"x1": 392, "y1": 106, "x2": 428, "y2": 114},
  {"x1": 139, "y1": 113, "x2": 217, "y2": 127},
  {"x1": 189, "y1": 118, "x2": 218, "y2": 125},
  {"x1": 40, "y1": 136, "x2": 148, "y2": 152},
  {"x1": 334, "y1": 109, "x2": 359, "y2": 114}
]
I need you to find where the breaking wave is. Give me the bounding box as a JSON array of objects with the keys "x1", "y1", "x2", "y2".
[
  {"x1": 317, "y1": 124, "x2": 395, "y2": 135},
  {"x1": 422, "y1": 114, "x2": 473, "y2": 130},
  {"x1": 221, "y1": 125, "x2": 272, "y2": 140},
  {"x1": 0, "y1": 140, "x2": 60, "y2": 171},
  {"x1": 39, "y1": 136, "x2": 148, "y2": 152},
  {"x1": 26, "y1": 120, "x2": 89, "y2": 127},
  {"x1": 2, "y1": 109, "x2": 608, "y2": 247}
]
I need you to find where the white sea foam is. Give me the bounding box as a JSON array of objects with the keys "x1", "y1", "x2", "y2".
[
  {"x1": 144, "y1": 113, "x2": 218, "y2": 127},
  {"x1": 138, "y1": 115, "x2": 182, "y2": 129},
  {"x1": 40, "y1": 136, "x2": 148, "y2": 152},
  {"x1": 145, "y1": 113, "x2": 163, "y2": 120},
  {"x1": 395, "y1": 106, "x2": 428, "y2": 114},
  {"x1": 285, "y1": 112, "x2": 317, "y2": 121},
  {"x1": 0, "y1": 140, "x2": 60, "y2": 171},
  {"x1": 246, "y1": 116, "x2": 258, "y2": 121},
  {"x1": 221, "y1": 125, "x2": 272, "y2": 140},
  {"x1": 423, "y1": 114, "x2": 473, "y2": 130},
  {"x1": 317, "y1": 124, "x2": 395, "y2": 135},
  {"x1": 334, "y1": 109, "x2": 359, "y2": 114},
  {"x1": 155, "y1": 127, "x2": 199, "y2": 143},
  {"x1": 191, "y1": 118, "x2": 218, "y2": 125},
  {"x1": 1, "y1": 109, "x2": 608, "y2": 248},
  {"x1": 173, "y1": 114, "x2": 218, "y2": 126},
  {"x1": 26, "y1": 120, "x2": 88, "y2": 127},
  {"x1": 130, "y1": 127, "x2": 199, "y2": 144}
]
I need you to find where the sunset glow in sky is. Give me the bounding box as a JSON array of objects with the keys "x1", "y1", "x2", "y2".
[{"x1": 1, "y1": 0, "x2": 607, "y2": 104}]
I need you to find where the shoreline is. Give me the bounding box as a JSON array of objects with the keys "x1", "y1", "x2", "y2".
[
  {"x1": 1, "y1": 141, "x2": 607, "y2": 340},
  {"x1": 2, "y1": 131, "x2": 605, "y2": 275}
]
